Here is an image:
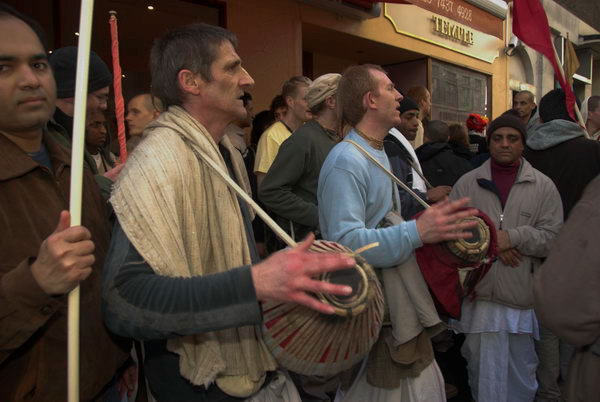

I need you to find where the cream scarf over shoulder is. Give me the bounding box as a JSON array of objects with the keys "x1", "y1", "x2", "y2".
[{"x1": 110, "y1": 106, "x2": 276, "y2": 395}]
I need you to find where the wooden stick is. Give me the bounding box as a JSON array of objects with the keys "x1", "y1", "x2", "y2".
[
  {"x1": 551, "y1": 40, "x2": 589, "y2": 137},
  {"x1": 68, "y1": 1, "x2": 95, "y2": 401}
]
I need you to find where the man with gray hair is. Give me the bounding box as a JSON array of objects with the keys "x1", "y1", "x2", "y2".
[
  {"x1": 259, "y1": 73, "x2": 341, "y2": 244},
  {"x1": 103, "y1": 23, "x2": 355, "y2": 401}
]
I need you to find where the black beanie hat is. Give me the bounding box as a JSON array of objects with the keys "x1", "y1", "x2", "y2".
[
  {"x1": 539, "y1": 88, "x2": 579, "y2": 123},
  {"x1": 399, "y1": 96, "x2": 419, "y2": 114},
  {"x1": 486, "y1": 114, "x2": 527, "y2": 143},
  {"x1": 50, "y1": 46, "x2": 112, "y2": 99}
]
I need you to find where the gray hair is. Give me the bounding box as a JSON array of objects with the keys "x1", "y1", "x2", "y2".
[{"x1": 150, "y1": 23, "x2": 238, "y2": 108}]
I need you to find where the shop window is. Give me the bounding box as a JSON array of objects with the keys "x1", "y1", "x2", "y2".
[{"x1": 431, "y1": 60, "x2": 490, "y2": 124}]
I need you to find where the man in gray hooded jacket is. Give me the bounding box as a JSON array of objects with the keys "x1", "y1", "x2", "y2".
[
  {"x1": 524, "y1": 88, "x2": 600, "y2": 402},
  {"x1": 524, "y1": 89, "x2": 600, "y2": 220}
]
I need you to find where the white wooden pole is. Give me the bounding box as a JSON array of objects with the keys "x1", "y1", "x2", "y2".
[{"x1": 68, "y1": 0, "x2": 95, "y2": 401}]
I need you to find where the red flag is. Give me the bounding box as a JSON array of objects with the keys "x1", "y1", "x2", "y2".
[{"x1": 512, "y1": 0, "x2": 576, "y2": 121}]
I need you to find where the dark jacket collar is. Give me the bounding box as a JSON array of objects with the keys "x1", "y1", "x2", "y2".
[
  {"x1": 0, "y1": 126, "x2": 71, "y2": 181},
  {"x1": 53, "y1": 106, "x2": 73, "y2": 139}
]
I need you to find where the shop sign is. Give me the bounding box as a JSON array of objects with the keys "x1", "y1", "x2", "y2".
[{"x1": 384, "y1": 3, "x2": 503, "y2": 63}]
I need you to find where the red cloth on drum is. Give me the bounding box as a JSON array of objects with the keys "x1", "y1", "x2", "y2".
[{"x1": 414, "y1": 209, "x2": 498, "y2": 319}]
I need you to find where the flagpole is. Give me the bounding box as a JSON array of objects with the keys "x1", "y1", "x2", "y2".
[
  {"x1": 68, "y1": 0, "x2": 95, "y2": 401},
  {"x1": 109, "y1": 11, "x2": 128, "y2": 162},
  {"x1": 550, "y1": 44, "x2": 588, "y2": 136}
]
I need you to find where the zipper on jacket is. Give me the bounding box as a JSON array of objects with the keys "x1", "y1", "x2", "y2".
[{"x1": 499, "y1": 213, "x2": 504, "y2": 230}]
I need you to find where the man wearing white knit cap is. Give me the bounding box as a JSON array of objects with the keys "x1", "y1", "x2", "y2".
[{"x1": 259, "y1": 73, "x2": 341, "y2": 245}]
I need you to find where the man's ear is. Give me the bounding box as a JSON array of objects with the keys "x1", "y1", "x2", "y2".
[
  {"x1": 325, "y1": 95, "x2": 336, "y2": 109},
  {"x1": 284, "y1": 95, "x2": 294, "y2": 108},
  {"x1": 364, "y1": 91, "x2": 377, "y2": 111},
  {"x1": 177, "y1": 69, "x2": 203, "y2": 96}
]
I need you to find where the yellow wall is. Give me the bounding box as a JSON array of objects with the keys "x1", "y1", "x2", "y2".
[{"x1": 227, "y1": 0, "x2": 508, "y2": 117}]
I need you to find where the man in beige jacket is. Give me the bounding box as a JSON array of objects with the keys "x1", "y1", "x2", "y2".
[{"x1": 449, "y1": 114, "x2": 563, "y2": 402}]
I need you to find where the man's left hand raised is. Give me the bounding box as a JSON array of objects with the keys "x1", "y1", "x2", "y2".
[{"x1": 251, "y1": 233, "x2": 355, "y2": 315}]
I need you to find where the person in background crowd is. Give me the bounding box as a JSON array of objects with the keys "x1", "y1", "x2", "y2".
[
  {"x1": 102, "y1": 23, "x2": 355, "y2": 401},
  {"x1": 259, "y1": 73, "x2": 340, "y2": 244},
  {"x1": 254, "y1": 76, "x2": 312, "y2": 185},
  {"x1": 450, "y1": 114, "x2": 562, "y2": 402},
  {"x1": 126, "y1": 93, "x2": 163, "y2": 137},
  {"x1": 524, "y1": 88, "x2": 600, "y2": 402},
  {"x1": 125, "y1": 93, "x2": 163, "y2": 152},
  {"x1": 225, "y1": 91, "x2": 254, "y2": 161},
  {"x1": 85, "y1": 110, "x2": 116, "y2": 174},
  {"x1": 406, "y1": 86, "x2": 432, "y2": 149},
  {"x1": 466, "y1": 113, "x2": 488, "y2": 155},
  {"x1": 534, "y1": 174, "x2": 600, "y2": 402},
  {"x1": 319, "y1": 64, "x2": 478, "y2": 402},
  {"x1": 581, "y1": 95, "x2": 600, "y2": 140},
  {"x1": 270, "y1": 94, "x2": 287, "y2": 122},
  {"x1": 49, "y1": 45, "x2": 123, "y2": 198},
  {"x1": 385, "y1": 97, "x2": 450, "y2": 219},
  {"x1": 0, "y1": 5, "x2": 131, "y2": 400},
  {"x1": 416, "y1": 120, "x2": 473, "y2": 187},
  {"x1": 448, "y1": 123, "x2": 474, "y2": 161},
  {"x1": 513, "y1": 90, "x2": 537, "y2": 126}
]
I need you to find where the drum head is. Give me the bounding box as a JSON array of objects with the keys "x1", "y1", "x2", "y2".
[{"x1": 445, "y1": 216, "x2": 490, "y2": 264}]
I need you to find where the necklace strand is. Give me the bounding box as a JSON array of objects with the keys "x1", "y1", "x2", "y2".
[{"x1": 355, "y1": 129, "x2": 384, "y2": 150}]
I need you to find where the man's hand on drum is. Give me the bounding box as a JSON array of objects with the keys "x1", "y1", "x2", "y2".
[
  {"x1": 251, "y1": 233, "x2": 355, "y2": 315},
  {"x1": 416, "y1": 198, "x2": 478, "y2": 244}
]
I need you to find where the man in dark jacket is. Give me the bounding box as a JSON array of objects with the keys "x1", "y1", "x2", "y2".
[
  {"x1": 0, "y1": 6, "x2": 130, "y2": 401},
  {"x1": 524, "y1": 88, "x2": 600, "y2": 402},
  {"x1": 416, "y1": 120, "x2": 473, "y2": 187},
  {"x1": 49, "y1": 46, "x2": 123, "y2": 198},
  {"x1": 259, "y1": 73, "x2": 340, "y2": 242},
  {"x1": 524, "y1": 89, "x2": 600, "y2": 219},
  {"x1": 385, "y1": 97, "x2": 450, "y2": 220}
]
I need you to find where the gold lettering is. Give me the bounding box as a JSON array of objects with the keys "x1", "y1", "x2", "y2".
[
  {"x1": 449, "y1": 24, "x2": 456, "y2": 38},
  {"x1": 430, "y1": 15, "x2": 475, "y2": 46}
]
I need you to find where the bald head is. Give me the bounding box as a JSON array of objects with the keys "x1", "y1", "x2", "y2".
[
  {"x1": 126, "y1": 93, "x2": 163, "y2": 136},
  {"x1": 513, "y1": 90, "x2": 536, "y2": 123}
]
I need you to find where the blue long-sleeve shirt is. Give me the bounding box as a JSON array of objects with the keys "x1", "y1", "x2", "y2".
[{"x1": 317, "y1": 130, "x2": 422, "y2": 268}]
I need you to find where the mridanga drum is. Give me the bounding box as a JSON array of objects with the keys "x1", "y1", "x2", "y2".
[
  {"x1": 415, "y1": 210, "x2": 497, "y2": 319},
  {"x1": 262, "y1": 240, "x2": 385, "y2": 377}
]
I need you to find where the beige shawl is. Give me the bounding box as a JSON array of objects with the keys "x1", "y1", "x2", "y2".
[{"x1": 110, "y1": 106, "x2": 276, "y2": 396}]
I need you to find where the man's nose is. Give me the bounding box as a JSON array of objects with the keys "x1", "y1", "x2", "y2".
[{"x1": 19, "y1": 65, "x2": 42, "y2": 89}]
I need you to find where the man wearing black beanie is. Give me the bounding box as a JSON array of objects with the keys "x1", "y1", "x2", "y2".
[
  {"x1": 50, "y1": 46, "x2": 112, "y2": 132},
  {"x1": 524, "y1": 89, "x2": 600, "y2": 401},
  {"x1": 49, "y1": 46, "x2": 122, "y2": 196}
]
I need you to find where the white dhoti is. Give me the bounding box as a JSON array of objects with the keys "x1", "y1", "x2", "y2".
[
  {"x1": 451, "y1": 300, "x2": 540, "y2": 402},
  {"x1": 462, "y1": 332, "x2": 538, "y2": 402},
  {"x1": 334, "y1": 359, "x2": 445, "y2": 402}
]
